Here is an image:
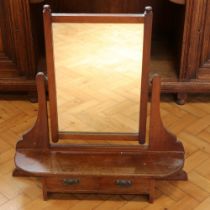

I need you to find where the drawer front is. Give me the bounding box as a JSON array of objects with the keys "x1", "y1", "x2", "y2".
[
  {"x1": 98, "y1": 177, "x2": 153, "y2": 194},
  {"x1": 45, "y1": 176, "x2": 98, "y2": 192},
  {"x1": 44, "y1": 176, "x2": 154, "y2": 195}
]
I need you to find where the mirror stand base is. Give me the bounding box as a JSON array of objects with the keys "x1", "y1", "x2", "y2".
[{"x1": 14, "y1": 149, "x2": 186, "y2": 203}]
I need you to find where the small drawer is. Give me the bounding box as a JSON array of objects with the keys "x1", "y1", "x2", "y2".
[
  {"x1": 44, "y1": 176, "x2": 98, "y2": 192},
  {"x1": 98, "y1": 176, "x2": 154, "y2": 194}
]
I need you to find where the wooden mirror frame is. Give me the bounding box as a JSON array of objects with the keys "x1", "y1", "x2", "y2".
[{"x1": 43, "y1": 5, "x2": 153, "y2": 144}]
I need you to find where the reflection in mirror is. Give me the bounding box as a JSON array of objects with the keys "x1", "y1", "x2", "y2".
[{"x1": 53, "y1": 23, "x2": 144, "y2": 133}]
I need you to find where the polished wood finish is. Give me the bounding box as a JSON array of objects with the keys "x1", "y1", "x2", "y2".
[
  {"x1": 43, "y1": 5, "x2": 59, "y2": 143},
  {"x1": 149, "y1": 75, "x2": 184, "y2": 151},
  {"x1": 14, "y1": 6, "x2": 186, "y2": 202},
  {"x1": 58, "y1": 132, "x2": 139, "y2": 141},
  {"x1": 0, "y1": 28, "x2": 3, "y2": 51},
  {"x1": 198, "y1": 0, "x2": 210, "y2": 79},
  {"x1": 16, "y1": 72, "x2": 49, "y2": 150},
  {"x1": 51, "y1": 13, "x2": 146, "y2": 23},
  {"x1": 16, "y1": 151, "x2": 184, "y2": 177},
  {"x1": 140, "y1": 6, "x2": 153, "y2": 143},
  {"x1": 169, "y1": 0, "x2": 186, "y2": 4}
]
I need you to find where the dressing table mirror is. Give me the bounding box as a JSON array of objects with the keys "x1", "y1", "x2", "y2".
[
  {"x1": 53, "y1": 23, "x2": 143, "y2": 135},
  {"x1": 14, "y1": 5, "x2": 187, "y2": 202},
  {"x1": 50, "y1": 17, "x2": 149, "y2": 144}
]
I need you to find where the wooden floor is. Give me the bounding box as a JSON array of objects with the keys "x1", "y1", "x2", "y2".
[{"x1": 1, "y1": 24, "x2": 210, "y2": 209}]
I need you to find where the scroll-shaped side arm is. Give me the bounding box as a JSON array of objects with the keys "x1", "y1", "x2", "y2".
[
  {"x1": 149, "y1": 75, "x2": 184, "y2": 151},
  {"x1": 16, "y1": 72, "x2": 50, "y2": 150}
]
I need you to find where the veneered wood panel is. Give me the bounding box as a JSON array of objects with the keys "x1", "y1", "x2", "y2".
[
  {"x1": 180, "y1": 0, "x2": 210, "y2": 81},
  {"x1": 8, "y1": 0, "x2": 36, "y2": 77},
  {"x1": 199, "y1": 0, "x2": 210, "y2": 69},
  {"x1": 0, "y1": 28, "x2": 2, "y2": 51},
  {"x1": 0, "y1": 0, "x2": 16, "y2": 61},
  {"x1": 192, "y1": 0, "x2": 210, "y2": 80},
  {"x1": 180, "y1": 0, "x2": 206, "y2": 80},
  {"x1": 0, "y1": 0, "x2": 37, "y2": 93}
]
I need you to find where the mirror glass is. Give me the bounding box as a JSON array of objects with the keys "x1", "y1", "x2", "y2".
[{"x1": 53, "y1": 23, "x2": 144, "y2": 133}]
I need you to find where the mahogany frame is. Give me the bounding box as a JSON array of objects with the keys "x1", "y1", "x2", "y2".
[{"x1": 43, "y1": 5, "x2": 153, "y2": 144}]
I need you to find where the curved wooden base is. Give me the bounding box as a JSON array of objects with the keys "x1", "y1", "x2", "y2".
[
  {"x1": 15, "y1": 148, "x2": 186, "y2": 203},
  {"x1": 161, "y1": 170, "x2": 188, "y2": 181},
  {"x1": 15, "y1": 150, "x2": 184, "y2": 178}
]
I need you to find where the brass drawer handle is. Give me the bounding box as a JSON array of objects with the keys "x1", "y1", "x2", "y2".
[
  {"x1": 115, "y1": 179, "x2": 132, "y2": 187},
  {"x1": 63, "y1": 178, "x2": 80, "y2": 185}
]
